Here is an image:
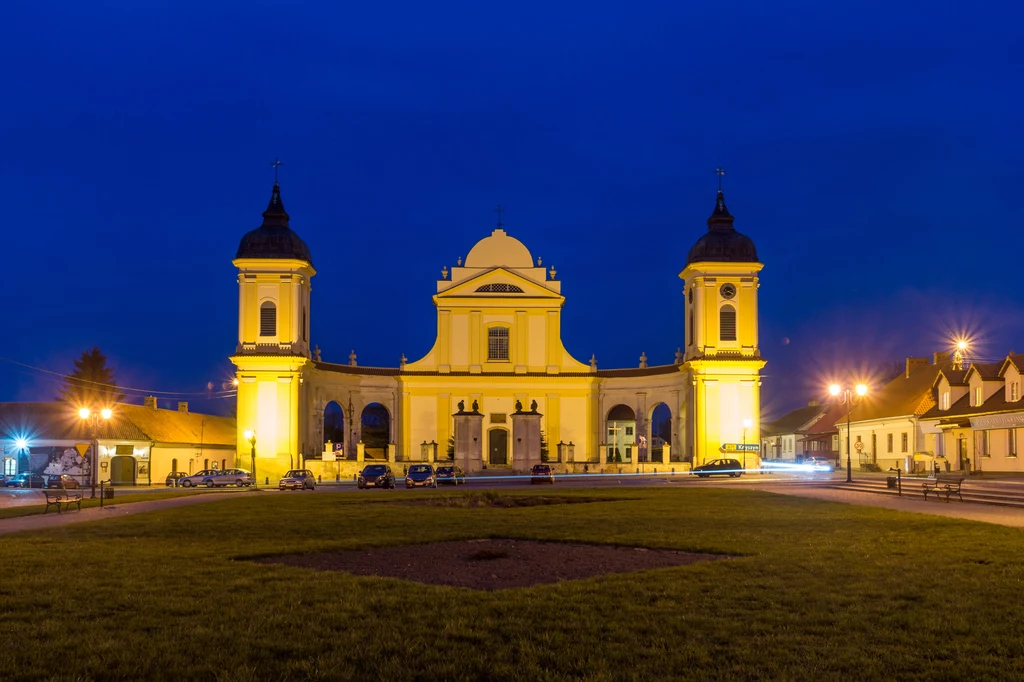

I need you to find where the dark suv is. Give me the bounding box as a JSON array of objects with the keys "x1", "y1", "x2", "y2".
[
  {"x1": 357, "y1": 465, "x2": 395, "y2": 489},
  {"x1": 530, "y1": 464, "x2": 554, "y2": 484},
  {"x1": 693, "y1": 458, "x2": 744, "y2": 478}
]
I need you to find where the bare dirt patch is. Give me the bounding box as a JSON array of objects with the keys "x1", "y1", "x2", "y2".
[{"x1": 258, "y1": 539, "x2": 727, "y2": 590}]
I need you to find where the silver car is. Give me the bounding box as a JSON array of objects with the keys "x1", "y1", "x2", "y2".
[
  {"x1": 279, "y1": 469, "x2": 316, "y2": 491},
  {"x1": 178, "y1": 469, "x2": 219, "y2": 488},
  {"x1": 204, "y1": 468, "x2": 254, "y2": 488}
]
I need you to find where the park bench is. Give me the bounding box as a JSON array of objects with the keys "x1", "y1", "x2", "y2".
[
  {"x1": 43, "y1": 489, "x2": 83, "y2": 514},
  {"x1": 922, "y1": 474, "x2": 965, "y2": 503}
]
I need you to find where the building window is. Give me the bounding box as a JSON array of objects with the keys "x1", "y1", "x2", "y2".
[
  {"x1": 688, "y1": 310, "x2": 694, "y2": 346},
  {"x1": 171, "y1": 457, "x2": 178, "y2": 472},
  {"x1": 260, "y1": 301, "x2": 277, "y2": 337},
  {"x1": 1011, "y1": 429, "x2": 1018, "y2": 458},
  {"x1": 901, "y1": 433, "x2": 908, "y2": 453},
  {"x1": 720, "y1": 305, "x2": 737, "y2": 341},
  {"x1": 1012, "y1": 382, "x2": 1020, "y2": 402},
  {"x1": 941, "y1": 392, "x2": 950, "y2": 410},
  {"x1": 475, "y1": 283, "x2": 524, "y2": 293},
  {"x1": 302, "y1": 307, "x2": 307, "y2": 342},
  {"x1": 975, "y1": 387, "x2": 982, "y2": 406},
  {"x1": 887, "y1": 434, "x2": 893, "y2": 453},
  {"x1": 980, "y1": 431, "x2": 990, "y2": 458},
  {"x1": 487, "y1": 327, "x2": 509, "y2": 361}
]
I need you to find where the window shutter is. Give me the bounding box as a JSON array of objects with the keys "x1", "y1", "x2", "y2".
[
  {"x1": 720, "y1": 305, "x2": 737, "y2": 341},
  {"x1": 260, "y1": 302, "x2": 277, "y2": 337}
]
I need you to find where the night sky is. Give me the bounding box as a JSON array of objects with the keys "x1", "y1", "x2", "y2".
[{"x1": 3, "y1": 1, "x2": 1022, "y2": 420}]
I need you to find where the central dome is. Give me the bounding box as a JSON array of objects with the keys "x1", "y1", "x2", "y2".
[
  {"x1": 464, "y1": 229, "x2": 534, "y2": 268},
  {"x1": 686, "y1": 190, "x2": 758, "y2": 265}
]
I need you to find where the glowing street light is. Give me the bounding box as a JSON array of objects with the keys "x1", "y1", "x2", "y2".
[
  {"x1": 244, "y1": 430, "x2": 257, "y2": 489},
  {"x1": 952, "y1": 338, "x2": 970, "y2": 371},
  {"x1": 78, "y1": 406, "x2": 113, "y2": 498},
  {"x1": 829, "y1": 383, "x2": 868, "y2": 483}
]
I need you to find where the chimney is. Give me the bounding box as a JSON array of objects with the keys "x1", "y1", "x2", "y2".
[
  {"x1": 905, "y1": 357, "x2": 929, "y2": 378},
  {"x1": 933, "y1": 351, "x2": 950, "y2": 365},
  {"x1": 143, "y1": 396, "x2": 158, "y2": 410},
  {"x1": 177, "y1": 401, "x2": 189, "y2": 414}
]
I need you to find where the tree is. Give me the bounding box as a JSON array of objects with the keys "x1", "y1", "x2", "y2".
[
  {"x1": 446, "y1": 435, "x2": 455, "y2": 461},
  {"x1": 57, "y1": 347, "x2": 125, "y2": 406},
  {"x1": 540, "y1": 430, "x2": 550, "y2": 462}
]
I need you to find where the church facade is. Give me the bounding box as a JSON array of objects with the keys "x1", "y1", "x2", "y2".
[{"x1": 230, "y1": 183, "x2": 765, "y2": 479}]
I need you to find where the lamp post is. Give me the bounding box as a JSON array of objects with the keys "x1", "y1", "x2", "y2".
[
  {"x1": 244, "y1": 430, "x2": 257, "y2": 489},
  {"x1": 78, "y1": 407, "x2": 113, "y2": 498},
  {"x1": 829, "y1": 383, "x2": 868, "y2": 483},
  {"x1": 742, "y1": 418, "x2": 752, "y2": 471}
]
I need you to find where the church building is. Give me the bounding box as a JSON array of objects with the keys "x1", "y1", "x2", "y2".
[{"x1": 230, "y1": 183, "x2": 765, "y2": 479}]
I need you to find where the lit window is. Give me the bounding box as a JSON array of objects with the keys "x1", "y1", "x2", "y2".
[
  {"x1": 975, "y1": 387, "x2": 982, "y2": 406},
  {"x1": 941, "y1": 392, "x2": 950, "y2": 410},
  {"x1": 488, "y1": 327, "x2": 509, "y2": 361},
  {"x1": 260, "y1": 301, "x2": 277, "y2": 337},
  {"x1": 1012, "y1": 382, "x2": 1020, "y2": 402},
  {"x1": 720, "y1": 305, "x2": 737, "y2": 341}
]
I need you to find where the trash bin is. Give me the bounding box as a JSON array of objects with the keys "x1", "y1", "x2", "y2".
[
  {"x1": 886, "y1": 476, "x2": 897, "y2": 489},
  {"x1": 104, "y1": 487, "x2": 115, "y2": 499}
]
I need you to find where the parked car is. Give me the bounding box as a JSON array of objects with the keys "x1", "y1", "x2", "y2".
[
  {"x1": 435, "y1": 465, "x2": 466, "y2": 485},
  {"x1": 357, "y1": 464, "x2": 395, "y2": 489},
  {"x1": 530, "y1": 464, "x2": 555, "y2": 484},
  {"x1": 46, "y1": 474, "x2": 81, "y2": 489},
  {"x1": 201, "y1": 468, "x2": 254, "y2": 488},
  {"x1": 4, "y1": 472, "x2": 46, "y2": 488},
  {"x1": 165, "y1": 471, "x2": 189, "y2": 487},
  {"x1": 279, "y1": 469, "x2": 316, "y2": 491},
  {"x1": 405, "y1": 464, "x2": 437, "y2": 488},
  {"x1": 177, "y1": 469, "x2": 220, "y2": 488},
  {"x1": 693, "y1": 458, "x2": 744, "y2": 478}
]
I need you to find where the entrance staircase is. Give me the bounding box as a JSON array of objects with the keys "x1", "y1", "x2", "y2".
[{"x1": 828, "y1": 476, "x2": 1024, "y2": 509}]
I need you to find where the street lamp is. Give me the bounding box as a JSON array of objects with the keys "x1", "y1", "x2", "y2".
[
  {"x1": 742, "y1": 418, "x2": 753, "y2": 472},
  {"x1": 829, "y1": 383, "x2": 868, "y2": 483},
  {"x1": 78, "y1": 406, "x2": 113, "y2": 498},
  {"x1": 244, "y1": 430, "x2": 257, "y2": 489}
]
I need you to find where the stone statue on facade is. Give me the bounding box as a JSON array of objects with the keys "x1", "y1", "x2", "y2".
[
  {"x1": 471, "y1": 399, "x2": 479, "y2": 412},
  {"x1": 515, "y1": 399, "x2": 523, "y2": 412},
  {"x1": 530, "y1": 399, "x2": 538, "y2": 412},
  {"x1": 457, "y1": 400, "x2": 465, "y2": 413}
]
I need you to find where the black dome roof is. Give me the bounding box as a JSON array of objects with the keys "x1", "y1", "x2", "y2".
[
  {"x1": 686, "y1": 190, "x2": 758, "y2": 265},
  {"x1": 235, "y1": 183, "x2": 313, "y2": 265}
]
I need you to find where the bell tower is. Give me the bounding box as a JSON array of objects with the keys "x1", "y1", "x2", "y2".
[
  {"x1": 679, "y1": 188, "x2": 765, "y2": 468},
  {"x1": 230, "y1": 181, "x2": 315, "y2": 479}
]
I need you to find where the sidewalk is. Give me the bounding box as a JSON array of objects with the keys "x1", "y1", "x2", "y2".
[
  {"x1": 752, "y1": 482, "x2": 1024, "y2": 528},
  {"x1": 0, "y1": 492, "x2": 245, "y2": 536}
]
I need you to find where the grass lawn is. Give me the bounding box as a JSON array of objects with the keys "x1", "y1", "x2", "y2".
[
  {"x1": 1, "y1": 487, "x2": 1022, "y2": 680},
  {"x1": 0, "y1": 490, "x2": 204, "y2": 519}
]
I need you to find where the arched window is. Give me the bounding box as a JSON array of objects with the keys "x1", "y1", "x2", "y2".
[
  {"x1": 488, "y1": 327, "x2": 509, "y2": 360},
  {"x1": 720, "y1": 304, "x2": 737, "y2": 341},
  {"x1": 688, "y1": 310, "x2": 694, "y2": 346},
  {"x1": 260, "y1": 301, "x2": 277, "y2": 337},
  {"x1": 476, "y1": 283, "x2": 524, "y2": 293}
]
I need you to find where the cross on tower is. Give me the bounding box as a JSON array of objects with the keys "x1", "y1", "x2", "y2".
[
  {"x1": 270, "y1": 157, "x2": 283, "y2": 184},
  {"x1": 715, "y1": 167, "x2": 726, "y2": 190},
  {"x1": 493, "y1": 204, "x2": 506, "y2": 229}
]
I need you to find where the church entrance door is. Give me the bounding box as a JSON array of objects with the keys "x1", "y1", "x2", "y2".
[{"x1": 489, "y1": 429, "x2": 508, "y2": 466}]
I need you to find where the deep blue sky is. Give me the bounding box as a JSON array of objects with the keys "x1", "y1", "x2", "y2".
[{"x1": 2, "y1": 0, "x2": 1022, "y2": 420}]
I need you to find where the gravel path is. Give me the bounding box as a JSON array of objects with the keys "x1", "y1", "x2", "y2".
[
  {"x1": 751, "y1": 483, "x2": 1024, "y2": 528},
  {"x1": 0, "y1": 492, "x2": 244, "y2": 536}
]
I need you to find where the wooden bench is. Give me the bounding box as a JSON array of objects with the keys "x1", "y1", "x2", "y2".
[
  {"x1": 922, "y1": 474, "x2": 965, "y2": 502},
  {"x1": 43, "y1": 489, "x2": 83, "y2": 514}
]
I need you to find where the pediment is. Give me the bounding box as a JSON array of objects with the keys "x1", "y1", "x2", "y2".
[{"x1": 437, "y1": 267, "x2": 561, "y2": 300}]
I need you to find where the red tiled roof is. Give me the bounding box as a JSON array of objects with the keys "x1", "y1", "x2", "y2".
[
  {"x1": 964, "y1": 362, "x2": 1002, "y2": 382},
  {"x1": 841, "y1": 362, "x2": 945, "y2": 424},
  {"x1": 0, "y1": 402, "x2": 235, "y2": 446},
  {"x1": 920, "y1": 386, "x2": 1022, "y2": 422}
]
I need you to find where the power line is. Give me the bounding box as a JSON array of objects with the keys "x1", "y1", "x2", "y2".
[{"x1": 0, "y1": 355, "x2": 237, "y2": 398}]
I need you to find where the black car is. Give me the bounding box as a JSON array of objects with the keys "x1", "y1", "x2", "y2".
[
  {"x1": 435, "y1": 465, "x2": 466, "y2": 485},
  {"x1": 693, "y1": 458, "x2": 744, "y2": 478},
  {"x1": 357, "y1": 464, "x2": 395, "y2": 489},
  {"x1": 46, "y1": 474, "x2": 81, "y2": 489},
  {"x1": 530, "y1": 464, "x2": 554, "y2": 484},
  {"x1": 4, "y1": 472, "x2": 46, "y2": 488},
  {"x1": 165, "y1": 471, "x2": 189, "y2": 487}
]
